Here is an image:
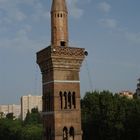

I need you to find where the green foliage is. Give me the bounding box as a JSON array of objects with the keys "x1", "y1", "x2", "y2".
[
  {"x1": 0, "y1": 112, "x2": 5, "y2": 119},
  {"x1": 24, "y1": 108, "x2": 42, "y2": 125},
  {"x1": 1, "y1": 91, "x2": 140, "y2": 140},
  {"x1": 81, "y1": 90, "x2": 140, "y2": 140},
  {"x1": 0, "y1": 108, "x2": 42, "y2": 140},
  {"x1": 0, "y1": 119, "x2": 22, "y2": 140},
  {"x1": 21, "y1": 124, "x2": 42, "y2": 140},
  {"x1": 6, "y1": 113, "x2": 15, "y2": 120}
]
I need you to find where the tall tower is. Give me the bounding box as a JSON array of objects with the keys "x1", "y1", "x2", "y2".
[
  {"x1": 51, "y1": 0, "x2": 68, "y2": 47},
  {"x1": 37, "y1": 0, "x2": 85, "y2": 140}
]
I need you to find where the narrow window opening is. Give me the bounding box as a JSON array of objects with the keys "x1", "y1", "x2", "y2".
[
  {"x1": 49, "y1": 93, "x2": 51, "y2": 111},
  {"x1": 46, "y1": 127, "x2": 52, "y2": 140},
  {"x1": 68, "y1": 92, "x2": 72, "y2": 109},
  {"x1": 63, "y1": 127, "x2": 68, "y2": 140},
  {"x1": 46, "y1": 95, "x2": 49, "y2": 111},
  {"x1": 45, "y1": 127, "x2": 48, "y2": 137},
  {"x1": 42, "y1": 95, "x2": 46, "y2": 111},
  {"x1": 61, "y1": 41, "x2": 66, "y2": 47},
  {"x1": 60, "y1": 91, "x2": 63, "y2": 109},
  {"x1": 46, "y1": 92, "x2": 51, "y2": 111},
  {"x1": 69, "y1": 127, "x2": 74, "y2": 140},
  {"x1": 72, "y1": 92, "x2": 76, "y2": 109},
  {"x1": 49, "y1": 128, "x2": 52, "y2": 140},
  {"x1": 64, "y1": 92, "x2": 67, "y2": 109}
]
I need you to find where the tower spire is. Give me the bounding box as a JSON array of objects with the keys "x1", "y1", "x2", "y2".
[{"x1": 51, "y1": 0, "x2": 68, "y2": 47}]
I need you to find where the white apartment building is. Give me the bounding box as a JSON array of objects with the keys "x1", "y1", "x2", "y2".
[
  {"x1": 0, "y1": 104, "x2": 21, "y2": 118},
  {"x1": 21, "y1": 95, "x2": 42, "y2": 120},
  {"x1": 119, "y1": 91, "x2": 134, "y2": 99}
]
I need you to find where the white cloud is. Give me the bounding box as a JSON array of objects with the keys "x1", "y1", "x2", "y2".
[
  {"x1": 11, "y1": 10, "x2": 27, "y2": 22},
  {"x1": 0, "y1": 0, "x2": 26, "y2": 22},
  {"x1": 98, "y1": 2, "x2": 111, "y2": 13},
  {"x1": 0, "y1": 31, "x2": 45, "y2": 52},
  {"x1": 98, "y1": 18, "x2": 118, "y2": 29},
  {"x1": 0, "y1": 0, "x2": 49, "y2": 25},
  {"x1": 67, "y1": 0, "x2": 84, "y2": 18},
  {"x1": 0, "y1": 23, "x2": 45, "y2": 52},
  {"x1": 31, "y1": 2, "x2": 50, "y2": 21},
  {"x1": 125, "y1": 32, "x2": 140, "y2": 44},
  {"x1": 16, "y1": 25, "x2": 32, "y2": 37}
]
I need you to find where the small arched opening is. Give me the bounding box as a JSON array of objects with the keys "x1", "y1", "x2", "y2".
[
  {"x1": 69, "y1": 127, "x2": 74, "y2": 140},
  {"x1": 63, "y1": 127, "x2": 68, "y2": 140},
  {"x1": 64, "y1": 92, "x2": 67, "y2": 109},
  {"x1": 68, "y1": 92, "x2": 72, "y2": 109}
]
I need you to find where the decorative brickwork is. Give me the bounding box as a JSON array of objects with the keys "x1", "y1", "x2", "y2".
[
  {"x1": 37, "y1": 45, "x2": 85, "y2": 140},
  {"x1": 36, "y1": 0, "x2": 85, "y2": 140}
]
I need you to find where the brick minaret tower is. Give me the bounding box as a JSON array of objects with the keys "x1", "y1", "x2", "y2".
[{"x1": 37, "y1": 0, "x2": 85, "y2": 140}]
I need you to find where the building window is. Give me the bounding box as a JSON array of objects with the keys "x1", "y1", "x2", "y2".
[
  {"x1": 64, "y1": 92, "x2": 67, "y2": 109},
  {"x1": 60, "y1": 91, "x2": 63, "y2": 109},
  {"x1": 68, "y1": 92, "x2": 72, "y2": 109},
  {"x1": 59, "y1": 91, "x2": 76, "y2": 110},
  {"x1": 69, "y1": 127, "x2": 74, "y2": 140},
  {"x1": 46, "y1": 92, "x2": 52, "y2": 111},
  {"x1": 63, "y1": 127, "x2": 68, "y2": 140},
  {"x1": 60, "y1": 41, "x2": 66, "y2": 47},
  {"x1": 72, "y1": 92, "x2": 76, "y2": 109},
  {"x1": 42, "y1": 95, "x2": 46, "y2": 111},
  {"x1": 46, "y1": 127, "x2": 52, "y2": 140}
]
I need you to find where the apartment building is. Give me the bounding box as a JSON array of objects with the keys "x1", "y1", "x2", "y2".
[
  {"x1": 21, "y1": 94, "x2": 42, "y2": 120},
  {"x1": 0, "y1": 104, "x2": 21, "y2": 118}
]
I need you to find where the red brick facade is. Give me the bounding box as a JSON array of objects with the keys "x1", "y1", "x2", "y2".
[
  {"x1": 37, "y1": 46, "x2": 85, "y2": 140},
  {"x1": 36, "y1": 0, "x2": 85, "y2": 139}
]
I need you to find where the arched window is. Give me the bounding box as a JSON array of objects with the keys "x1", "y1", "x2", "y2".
[
  {"x1": 61, "y1": 13, "x2": 63, "y2": 17},
  {"x1": 68, "y1": 92, "x2": 72, "y2": 109},
  {"x1": 64, "y1": 92, "x2": 67, "y2": 109},
  {"x1": 46, "y1": 94, "x2": 49, "y2": 111},
  {"x1": 42, "y1": 95, "x2": 46, "y2": 111},
  {"x1": 46, "y1": 127, "x2": 52, "y2": 140},
  {"x1": 49, "y1": 93, "x2": 51, "y2": 111},
  {"x1": 47, "y1": 92, "x2": 51, "y2": 111},
  {"x1": 69, "y1": 127, "x2": 74, "y2": 140},
  {"x1": 60, "y1": 91, "x2": 63, "y2": 109},
  {"x1": 57, "y1": 13, "x2": 59, "y2": 17},
  {"x1": 72, "y1": 92, "x2": 76, "y2": 109},
  {"x1": 49, "y1": 128, "x2": 51, "y2": 140},
  {"x1": 63, "y1": 127, "x2": 68, "y2": 140}
]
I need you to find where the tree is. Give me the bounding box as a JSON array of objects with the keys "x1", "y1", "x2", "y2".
[
  {"x1": 81, "y1": 90, "x2": 140, "y2": 140},
  {"x1": 0, "y1": 118, "x2": 22, "y2": 140},
  {"x1": 0, "y1": 112, "x2": 5, "y2": 119},
  {"x1": 21, "y1": 124, "x2": 42, "y2": 140},
  {"x1": 0, "y1": 108, "x2": 42, "y2": 140},
  {"x1": 24, "y1": 108, "x2": 42, "y2": 125},
  {"x1": 6, "y1": 113, "x2": 15, "y2": 120}
]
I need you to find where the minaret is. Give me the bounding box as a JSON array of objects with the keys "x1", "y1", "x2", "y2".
[
  {"x1": 51, "y1": 0, "x2": 68, "y2": 47},
  {"x1": 37, "y1": 0, "x2": 85, "y2": 140}
]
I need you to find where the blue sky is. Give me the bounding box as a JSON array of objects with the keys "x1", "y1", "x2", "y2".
[{"x1": 0, "y1": 0, "x2": 140, "y2": 104}]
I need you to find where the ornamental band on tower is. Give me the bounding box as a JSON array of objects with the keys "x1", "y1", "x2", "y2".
[{"x1": 36, "y1": 0, "x2": 85, "y2": 140}]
